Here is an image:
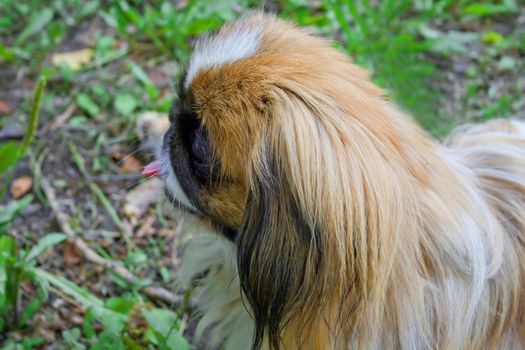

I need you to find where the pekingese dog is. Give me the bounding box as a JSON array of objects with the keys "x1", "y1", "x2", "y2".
[{"x1": 151, "y1": 13, "x2": 525, "y2": 350}]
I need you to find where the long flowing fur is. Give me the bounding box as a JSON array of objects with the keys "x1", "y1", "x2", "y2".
[
  {"x1": 178, "y1": 118, "x2": 525, "y2": 350},
  {"x1": 171, "y1": 14, "x2": 525, "y2": 350},
  {"x1": 174, "y1": 219, "x2": 253, "y2": 349}
]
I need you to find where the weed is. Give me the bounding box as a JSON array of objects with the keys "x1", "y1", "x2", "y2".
[{"x1": 0, "y1": 232, "x2": 66, "y2": 338}]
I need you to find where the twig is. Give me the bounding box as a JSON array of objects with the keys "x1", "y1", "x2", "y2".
[
  {"x1": 40, "y1": 175, "x2": 189, "y2": 306},
  {"x1": 68, "y1": 143, "x2": 134, "y2": 248},
  {"x1": 47, "y1": 103, "x2": 77, "y2": 132},
  {"x1": 92, "y1": 173, "x2": 141, "y2": 182}
]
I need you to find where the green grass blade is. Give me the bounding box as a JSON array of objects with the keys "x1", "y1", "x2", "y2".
[
  {"x1": 0, "y1": 76, "x2": 46, "y2": 198},
  {"x1": 24, "y1": 233, "x2": 67, "y2": 263},
  {"x1": 69, "y1": 144, "x2": 123, "y2": 228}
]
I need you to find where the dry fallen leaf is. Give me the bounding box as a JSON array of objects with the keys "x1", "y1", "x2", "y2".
[
  {"x1": 124, "y1": 177, "x2": 164, "y2": 221},
  {"x1": 61, "y1": 241, "x2": 82, "y2": 265},
  {"x1": 10, "y1": 175, "x2": 33, "y2": 199},
  {"x1": 135, "y1": 215, "x2": 156, "y2": 237},
  {"x1": 119, "y1": 154, "x2": 143, "y2": 173},
  {"x1": 51, "y1": 48, "x2": 93, "y2": 71},
  {"x1": 0, "y1": 99, "x2": 12, "y2": 114}
]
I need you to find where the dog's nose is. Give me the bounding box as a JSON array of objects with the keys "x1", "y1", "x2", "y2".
[{"x1": 142, "y1": 160, "x2": 160, "y2": 176}]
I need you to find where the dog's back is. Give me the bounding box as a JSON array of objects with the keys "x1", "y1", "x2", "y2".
[
  {"x1": 444, "y1": 119, "x2": 525, "y2": 348},
  {"x1": 445, "y1": 119, "x2": 525, "y2": 239}
]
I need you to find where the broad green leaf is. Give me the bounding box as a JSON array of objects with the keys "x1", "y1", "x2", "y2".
[
  {"x1": 19, "y1": 296, "x2": 41, "y2": 326},
  {"x1": 481, "y1": 31, "x2": 504, "y2": 45},
  {"x1": 78, "y1": 0, "x2": 100, "y2": 18},
  {"x1": 90, "y1": 330, "x2": 124, "y2": 350},
  {"x1": 98, "y1": 311, "x2": 126, "y2": 335},
  {"x1": 0, "y1": 235, "x2": 15, "y2": 311},
  {"x1": 0, "y1": 142, "x2": 20, "y2": 175},
  {"x1": 24, "y1": 233, "x2": 67, "y2": 263},
  {"x1": 105, "y1": 297, "x2": 135, "y2": 314},
  {"x1": 142, "y1": 308, "x2": 189, "y2": 350},
  {"x1": 21, "y1": 337, "x2": 43, "y2": 349},
  {"x1": 68, "y1": 116, "x2": 88, "y2": 127},
  {"x1": 94, "y1": 35, "x2": 115, "y2": 59},
  {"x1": 0, "y1": 44, "x2": 14, "y2": 61},
  {"x1": 15, "y1": 9, "x2": 54, "y2": 44},
  {"x1": 498, "y1": 56, "x2": 517, "y2": 71},
  {"x1": 0, "y1": 338, "x2": 16, "y2": 350},
  {"x1": 464, "y1": 2, "x2": 517, "y2": 17},
  {"x1": 0, "y1": 195, "x2": 33, "y2": 233},
  {"x1": 62, "y1": 327, "x2": 81, "y2": 342},
  {"x1": 76, "y1": 93, "x2": 100, "y2": 117},
  {"x1": 114, "y1": 94, "x2": 137, "y2": 116},
  {"x1": 127, "y1": 61, "x2": 158, "y2": 100},
  {"x1": 428, "y1": 31, "x2": 478, "y2": 54},
  {"x1": 121, "y1": 336, "x2": 144, "y2": 350},
  {"x1": 124, "y1": 248, "x2": 147, "y2": 267},
  {"x1": 159, "y1": 267, "x2": 170, "y2": 283},
  {"x1": 83, "y1": 308, "x2": 96, "y2": 339}
]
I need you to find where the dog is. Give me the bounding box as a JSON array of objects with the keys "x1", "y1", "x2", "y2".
[{"x1": 151, "y1": 13, "x2": 525, "y2": 349}]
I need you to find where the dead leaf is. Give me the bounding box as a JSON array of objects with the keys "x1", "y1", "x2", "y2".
[
  {"x1": 52, "y1": 49, "x2": 93, "y2": 71},
  {"x1": 0, "y1": 99, "x2": 12, "y2": 114},
  {"x1": 10, "y1": 175, "x2": 32, "y2": 198},
  {"x1": 124, "y1": 177, "x2": 164, "y2": 220},
  {"x1": 135, "y1": 215, "x2": 155, "y2": 237},
  {"x1": 61, "y1": 242, "x2": 82, "y2": 265},
  {"x1": 71, "y1": 315, "x2": 84, "y2": 325},
  {"x1": 119, "y1": 154, "x2": 143, "y2": 173},
  {"x1": 158, "y1": 228, "x2": 177, "y2": 237}
]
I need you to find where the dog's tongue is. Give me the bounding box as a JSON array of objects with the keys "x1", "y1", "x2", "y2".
[{"x1": 142, "y1": 160, "x2": 160, "y2": 176}]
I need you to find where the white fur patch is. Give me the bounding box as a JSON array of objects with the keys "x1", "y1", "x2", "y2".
[
  {"x1": 184, "y1": 27, "x2": 262, "y2": 88},
  {"x1": 175, "y1": 226, "x2": 253, "y2": 349},
  {"x1": 158, "y1": 148, "x2": 200, "y2": 213}
]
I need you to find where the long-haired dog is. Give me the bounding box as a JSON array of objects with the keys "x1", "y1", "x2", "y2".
[{"x1": 153, "y1": 13, "x2": 525, "y2": 349}]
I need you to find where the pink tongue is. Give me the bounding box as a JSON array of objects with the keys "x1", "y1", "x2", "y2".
[{"x1": 142, "y1": 160, "x2": 160, "y2": 176}]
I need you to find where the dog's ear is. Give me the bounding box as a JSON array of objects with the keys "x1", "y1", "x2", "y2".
[
  {"x1": 236, "y1": 88, "x2": 342, "y2": 349},
  {"x1": 235, "y1": 84, "x2": 412, "y2": 349},
  {"x1": 237, "y1": 152, "x2": 322, "y2": 349}
]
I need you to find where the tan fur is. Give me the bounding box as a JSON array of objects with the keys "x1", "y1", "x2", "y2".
[{"x1": 170, "y1": 13, "x2": 525, "y2": 350}]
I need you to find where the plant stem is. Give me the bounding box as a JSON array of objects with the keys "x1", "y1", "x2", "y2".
[
  {"x1": 0, "y1": 76, "x2": 46, "y2": 198},
  {"x1": 20, "y1": 76, "x2": 46, "y2": 155},
  {"x1": 68, "y1": 143, "x2": 133, "y2": 248}
]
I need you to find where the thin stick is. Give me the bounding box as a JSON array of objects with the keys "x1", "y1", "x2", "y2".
[
  {"x1": 68, "y1": 143, "x2": 133, "y2": 248},
  {"x1": 48, "y1": 103, "x2": 77, "y2": 132},
  {"x1": 40, "y1": 175, "x2": 188, "y2": 306}
]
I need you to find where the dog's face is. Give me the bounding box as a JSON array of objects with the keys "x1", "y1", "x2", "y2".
[
  {"x1": 160, "y1": 13, "x2": 383, "y2": 234},
  {"x1": 159, "y1": 13, "x2": 423, "y2": 349}
]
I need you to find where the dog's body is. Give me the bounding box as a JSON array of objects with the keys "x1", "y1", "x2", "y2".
[{"x1": 159, "y1": 14, "x2": 525, "y2": 349}]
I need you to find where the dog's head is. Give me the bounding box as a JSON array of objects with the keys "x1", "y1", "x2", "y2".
[{"x1": 159, "y1": 13, "x2": 429, "y2": 349}]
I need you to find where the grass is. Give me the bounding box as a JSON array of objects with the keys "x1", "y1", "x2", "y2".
[{"x1": 0, "y1": 0, "x2": 524, "y2": 348}]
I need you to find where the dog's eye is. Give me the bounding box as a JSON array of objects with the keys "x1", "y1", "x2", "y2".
[{"x1": 191, "y1": 128, "x2": 210, "y2": 170}]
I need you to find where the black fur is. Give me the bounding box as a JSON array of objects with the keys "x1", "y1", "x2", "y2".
[{"x1": 237, "y1": 158, "x2": 322, "y2": 350}]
